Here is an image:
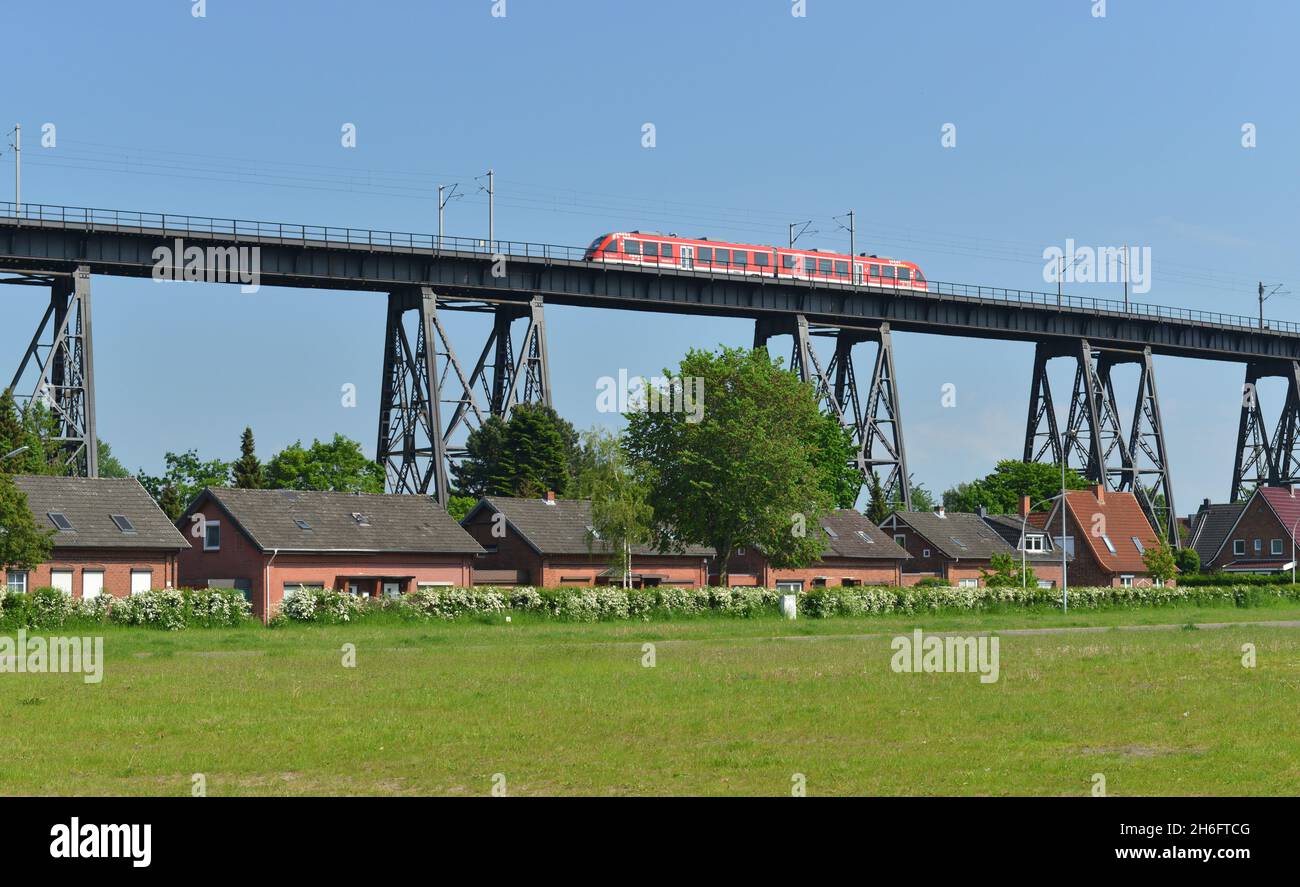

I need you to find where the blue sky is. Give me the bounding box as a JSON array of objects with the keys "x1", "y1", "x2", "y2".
[{"x1": 3, "y1": 0, "x2": 1297, "y2": 514}]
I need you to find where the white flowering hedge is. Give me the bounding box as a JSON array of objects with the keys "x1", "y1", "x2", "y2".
[{"x1": 0, "y1": 587, "x2": 252, "y2": 631}]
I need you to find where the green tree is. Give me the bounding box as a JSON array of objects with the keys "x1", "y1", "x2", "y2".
[
  {"x1": 1173, "y1": 546, "x2": 1200, "y2": 575},
  {"x1": 94, "y1": 440, "x2": 130, "y2": 478},
  {"x1": 0, "y1": 473, "x2": 53, "y2": 574},
  {"x1": 810, "y1": 413, "x2": 860, "y2": 510},
  {"x1": 622, "y1": 346, "x2": 834, "y2": 585},
  {"x1": 866, "y1": 471, "x2": 889, "y2": 524},
  {"x1": 138, "y1": 450, "x2": 234, "y2": 520},
  {"x1": 942, "y1": 460, "x2": 1090, "y2": 514},
  {"x1": 451, "y1": 415, "x2": 508, "y2": 498},
  {"x1": 488, "y1": 403, "x2": 572, "y2": 498},
  {"x1": 446, "y1": 494, "x2": 478, "y2": 522},
  {"x1": 1142, "y1": 538, "x2": 1178, "y2": 584},
  {"x1": 893, "y1": 475, "x2": 937, "y2": 512},
  {"x1": 583, "y1": 430, "x2": 653, "y2": 586},
  {"x1": 265, "y1": 434, "x2": 384, "y2": 493},
  {"x1": 233, "y1": 427, "x2": 264, "y2": 489},
  {"x1": 981, "y1": 551, "x2": 1037, "y2": 588}
]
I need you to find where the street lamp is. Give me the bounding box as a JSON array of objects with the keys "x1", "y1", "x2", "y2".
[
  {"x1": 2, "y1": 445, "x2": 28, "y2": 462},
  {"x1": 1020, "y1": 495, "x2": 1064, "y2": 590}
]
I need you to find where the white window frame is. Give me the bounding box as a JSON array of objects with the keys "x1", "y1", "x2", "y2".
[
  {"x1": 50, "y1": 569, "x2": 74, "y2": 595},
  {"x1": 893, "y1": 535, "x2": 906, "y2": 547},
  {"x1": 922, "y1": 548, "x2": 931, "y2": 558},
  {"x1": 82, "y1": 570, "x2": 105, "y2": 601},
  {"x1": 130, "y1": 569, "x2": 152, "y2": 596},
  {"x1": 1233, "y1": 539, "x2": 1245, "y2": 556},
  {"x1": 1120, "y1": 575, "x2": 1135, "y2": 588},
  {"x1": 1272, "y1": 538, "x2": 1284, "y2": 556},
  {"x1": 1254, "y1": 539, "x2": 1263, "y2": 554},
  {"x1": 1024, "y1": 534, "x2": 1045, "y2": 552},
  {"x1": 5, "y1": 571, "x2": 28, "y2": 594},
  {"x1": 775, "y1": 580, "x2": 803, "y2": 592},
  {"x1": 958, "y1": 578, "x2": 979, "y2": 588},
  {"x1": 204, "y1": 520, "x2": 221, "y2": 552}
]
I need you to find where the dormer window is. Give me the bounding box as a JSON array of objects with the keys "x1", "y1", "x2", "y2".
[{"x1": 1024, "y1": 534, "x2": 1045, "y2": 552}]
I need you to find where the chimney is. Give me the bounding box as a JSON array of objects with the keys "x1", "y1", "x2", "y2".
[
  {"x1": 935, "y1": 505, "x2": 946, "y2": 518},
  {"x1": 1019, "y1": 495, "x2": 1031, "y2": 518},
  {"x1": 546, "y1": 490, "x2": 556, "y2": 503},
  {"x1": 1202, "y1": 497, "x2": 1210, "y2": 508},
  {"x1": 977, "y1": 505, "x2": 988, "y2": 518},
  {"x1": 1094, "y1": 483, "x2": 1105, "y2": 505}
]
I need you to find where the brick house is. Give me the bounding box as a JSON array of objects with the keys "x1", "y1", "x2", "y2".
[
  {"x1": 177, "y1": 488, "x2": 484, "y2": 621},
  {"x1": 979, "y1": 499, "x2": 1072, "y2": 588},
  {"x1": 1187, "y1": 499, "x2": 1246, "y2": 570},
  {"x1": 880, "y1": 507, "x2": 1018, "y2": 587},
  {"x1": 461, "y1": 493, "x2": 713, "y2": 587},
  {"x1": 5, "y1": 475, "x2": 187, "y2": 598},
  {"x1": 1199, "y1": 486, "x2": 1300, "y2": 573},
  {"x1": 1041, "y1": 485, "x2": 1165, "y2": 586},
  {"x1": 718, "y1": 510, "x2": 910, "y2": 589}
]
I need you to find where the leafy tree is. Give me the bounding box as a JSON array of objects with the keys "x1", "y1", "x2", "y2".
[
  {"x1": 451, "y1": 415, "x2": 508, "y2": 498},
  {"x1": 1142, "y1": 538, "x2": 1178, "y2": 584},
  {"x1": 1, "y1": 388, "x2": 128, "y2": 478},
  {"x1": 622, "y1": 346, "x2": 834, "y2": 585},
  {"x1": 583, "y1": 430, "x2": 653, "y2": 586},
  {"x1": 95, "y1": 440, "x2": 130, "y2": 478},
  {"x1": 810, "y1": 413, "x2": 860, "y2": 510},
  {"x1": 892, "y1": 474, "x2": 936, "y2": 512},
  {"x1": 139, "y1": 450, "x2": 234, "y2": 520},
  {"x1": 1173, "y1": 546, "x2": 1200, "y2": 575},
  {"x1": 233, "y1": 427, "x2": 264, "y2": 489},
  {"x1": 942, "y1": 460, "x2": 1089, "y2": 514},
  {"x1": 446, "y1": 494, "x2": 478, "y2": 522},
  {"x1": 0, "y1": 473, "x2": 53, "y2": 574},
  {"x1": 981, "y1": 551, "x2": 1037, "y2": 588},
  {"x1": 488, "y1": 403, "x2": 572, "y2": 498},
  {"x1": 265, "y1": 434, "x2": 383, "y2": 494},
  {"x1": 866, "y1": 471, "x2": 889, "y2": 524}
]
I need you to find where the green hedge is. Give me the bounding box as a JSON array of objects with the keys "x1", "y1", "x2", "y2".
[{"x1": 0, "y1": 587, "x2": 253, "y2": 631}]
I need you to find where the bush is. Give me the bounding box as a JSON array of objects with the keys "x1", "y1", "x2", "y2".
[
  {"x1": 913, "y1": 577, "x2": 951, "y2": 588},
  {"x1": 0, "y1": 587, "x2": 252, "y2": 631},
  {"x1": 274, "y1": 587, "x2": 365, "y2": 624}
]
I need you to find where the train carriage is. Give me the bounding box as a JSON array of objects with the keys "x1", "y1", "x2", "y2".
[{"x1": 584, "y1": 231, "x2": 927, "y2": 291}]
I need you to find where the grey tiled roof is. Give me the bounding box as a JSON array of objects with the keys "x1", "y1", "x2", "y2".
[
  {"x1": 981, "y1": 513, "x2": 1073, "y2": 563},
  {"x1": 196, "y1": 488, "x2": 484, "y2": 554},
  {"x1": 13, "y1": 475, "x2": 188, "y2": 550},
  {"x1": 469, "y1": 496, "x2": 715, "y2": 557},
  {"x1": 819, "y1": 510, "x2": 910, "y2": 560},
  {"x1": 892, "y1": 510, "x2": 1015, "y2": 560},
  {"x1": 1189, "y1": 502, "x2": 1245, "y2": 564}
]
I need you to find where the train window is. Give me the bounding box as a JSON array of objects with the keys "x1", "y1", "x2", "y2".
[
  {"x1": 661, "y1": 243, "x2": 673, "y2": 258},
  {"x1": 834, "y1": 261, "x2": 848, "y2": 276},
  {"x1": 782, "y1": 254, "x2": 796, "y2": 269},
  {"x1": 734, "y1": 251, "x2": 747, "y2": 266},
  {"x1": 643, "y1": 242, "x2": 659, "y2": 257},
  {"x1": 869, "y1": 264, "x2": 880, "y2": 277},
  {"x1": 605, "y1": 240, "x2": 619, "y2": 253},
  {"x1": 699, "y1": 247, "x2": 713, "y2": 262},
  {"x1": 913, "y1": 269, "x2": 925, "y2": 282},
  {"x1": 881, "y1": 265, "x2": 895, "y2": 278},
  {"x1": 716, "y1": 249, "x2": 731, "y2": 265},
  {"x1": 818, "y1": 259, "x2": 833, "y2": 274},
  {"x1": 897, "y1": 268, "x2": 912, "y2": 281},
  {"x1": 755, "y1": 253, "x2": 769, "y2": 267},
  {"x1": 625, "y1": 240, "x2": 642, "y2": 256}
]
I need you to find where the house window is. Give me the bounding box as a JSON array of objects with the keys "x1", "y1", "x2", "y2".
[
  {"x1": 958, "y1": 578, "x2": 979, "y2": 588},
  {"x1": 736, "y1": 548, "x2": 746, "y2": 556},
  {"x1": 111, "y1": 514, "x2": 137, "y2": 534},
  {"x1": 775, "y1": 580, "x2": 803, "y2": 592},
  {"x1": 811, "y1": 577, "x2": 827, "y2": 588},
  {"x1": 1272, "y1": 539, "x2": 1284, "y2": 556},
  {"x1": 1131, "y1": 536, "x2": 1145, "y2": 554},
  {"x1": 1036, "y1": 579, "x2": 1054, "y2": 589},
  {"x1": 204, "y1": 520, "x2": 221, "y2": 551},
  {"x1": 1233, "y1": 539, "x2": 1245, "y2": 556},
  {"x1": 1024, "y1": 535, "x2": 1045, "y2": 552},
  {"x1": 1101, "y1": 534, "x2": 1117, "y2": 555},
  {"x1": 1120, "y1": 575, "x2": 1134, "y2": 588},
  {"x1": 50, "y1": 570, "x2": 73, "y2": 594},
  {"x1": 130, "y1": 570, "x2": 152, "y2": 596},
  {"x1": 1254, "y1": 539, "x2": 1262, "y2": 554},
  {"x1": 841, "y1": 578, "x2": 860, "y2": 587},
  {"x1": 894, "y1": 535, "x2": 907, "y2": 547},
  {"x1": 5, "y1": 571, "x2": 28, "y2": 594},
  {"x1": 922, "y1": 549, "x2": 931, "y2": 557},
  {"x1": 283, "y1": 583, "x2": 324, "y2": 600},
  {"x1": 47, "y1": 511, "x2": 75, "y2": 531}
]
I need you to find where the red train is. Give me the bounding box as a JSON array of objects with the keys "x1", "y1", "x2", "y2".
[{"x1": 584, "y1": 231, "x2": 927, "y2": 290}]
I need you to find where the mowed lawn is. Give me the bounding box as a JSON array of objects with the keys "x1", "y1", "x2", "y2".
[{"x1": 3, "y1": 603, "x2": 1300, "y2": 796}]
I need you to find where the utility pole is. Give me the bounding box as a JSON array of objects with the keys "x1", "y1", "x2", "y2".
[
  {"x1": 12, "y1": 122, "x2": 19, "y2": 216},
  {"x1": 437, "y1": 183, "x2": 460, "y2": 248},
  {"x1": 1260, "y1": 281, "x2": 1266, "y2": 329},
  {"x1": 1122, "y1": 244, "x2": 1129, "y2": 310},
  {"x1": 486, "y1": 168, "x2": 494, "y2": 245},
  {"x1": 788, "y1": 220, "x2": 815, "y2": 249},
  {"x1": 1259, "y1": 282, "x2": 1289, "y2": 330}
]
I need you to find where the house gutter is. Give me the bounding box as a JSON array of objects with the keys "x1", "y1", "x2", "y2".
[{"x1": 263, "y1": 548, "x2": 280, "y2": 624}]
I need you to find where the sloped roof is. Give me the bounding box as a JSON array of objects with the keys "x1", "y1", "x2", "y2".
[
  {"x1": 1188, "y1": 501, "x2": 1245, "y2": 564},
  {"x1": 818, "y1": 510, "x2": 910, "y2": 560},
  {"x1": 981, "y1": 513, "x2": 1073, "y2": 563},
  {"x1": 1051, "y1": 488, "x2": 1159, "y2": 573},
  {"x1": 890, "y1": 510, "x2": 1015, "y2": 560},
  {"x1": 193, "y1": 488, "x2": 483, "y2": 554},
  {"x1": 467, "y1": 496, "x2": 715, "y2": 557},
  {"x1": 12, "y1": 475, "x2": 187, "y2": 550}
]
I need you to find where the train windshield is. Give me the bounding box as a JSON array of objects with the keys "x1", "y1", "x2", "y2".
[{"x1": 587, "y1": 236, "x2": 609, "y2": 252}]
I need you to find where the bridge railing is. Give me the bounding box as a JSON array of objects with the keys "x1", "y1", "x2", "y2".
[{"x1": 2, "y1": 200, "x2": 1296, "y2": 335}]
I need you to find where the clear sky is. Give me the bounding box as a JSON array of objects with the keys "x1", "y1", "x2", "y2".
[{"x1": 3, "y1": 0, "x2": 1298, "y2": 515}]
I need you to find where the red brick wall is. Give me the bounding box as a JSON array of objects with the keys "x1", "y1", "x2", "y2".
[
  {"x1": 1056, "y1": 506, "x2": 1159, "y2": 586},
  {"x1": 176, "y1": 499, "x2": 267, "y2": 607},
  {"x1": 1210, "y1": 498, "x2": 1287, "y2": 570},
  {"x1": 10, "y1": 548, "x2": 180, "y2": 598},
  {"x1": 716, "y1": 548, "x2": 901, "y2": 588},
  {"x1": 462, "y1": 509, "x2": 544, "y2": 583}
]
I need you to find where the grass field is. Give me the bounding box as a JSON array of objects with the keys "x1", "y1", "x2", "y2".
[{"x1": 3, "y1": 601, "x2": 1300, "y2": 796}]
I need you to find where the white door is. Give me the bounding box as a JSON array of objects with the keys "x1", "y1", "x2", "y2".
[
  {"x1": 82, "y1": 570, "x2": 105, "y2": 601},
  {"x1": 130, "y1": 570, "x2": 152, "y2": 596},
  {"x1": 50, "y1": 570, "x2": 73, "y2": 594},
  {"x1": 681, "y1": 245, "x2": 694, "y2": 270},
  {"x1": 382, "y1": 582, "x2": 401, "y2": 600},
  {"x1": 854, "y1": 262, "x2": 864, "y2": 285}
]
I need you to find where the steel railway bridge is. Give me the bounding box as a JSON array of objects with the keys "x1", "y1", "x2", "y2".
[{"x1": 5, "y1": 201, "x2": 1300, "y2": 544}]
